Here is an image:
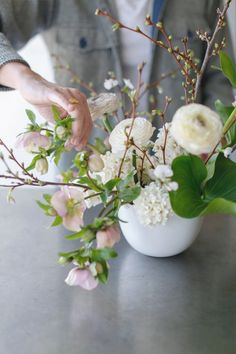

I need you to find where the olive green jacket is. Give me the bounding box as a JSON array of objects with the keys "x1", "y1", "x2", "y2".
[{"x1": 0, "y1": 0, "x2": 234, "y2": 118}]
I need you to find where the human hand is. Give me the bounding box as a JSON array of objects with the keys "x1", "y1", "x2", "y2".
[{"x1": 0, "y1": 63, "x2": 93, "y2": 148}]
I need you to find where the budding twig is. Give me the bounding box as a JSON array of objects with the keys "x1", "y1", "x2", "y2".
[{"x1": 194, "y1": 0, "x2": 231, "y2": 100}]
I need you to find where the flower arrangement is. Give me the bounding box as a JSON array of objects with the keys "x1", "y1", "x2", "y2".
[{"x1": 0, "y1": 1, "x2": 236, "y2": 290}]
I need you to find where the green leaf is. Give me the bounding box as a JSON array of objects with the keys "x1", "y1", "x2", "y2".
[
  {"x1": 51, "y1": 215, "x2": 62, "y2": 227},
  {"x1": 97, "y1": 261, "x2": 109, "y2": 284},
  {"x1": 117, "y1": 171, "x2": 135, "y2": 190},
  {"x1": 103, "y1": 116, "x2": 113, "y2": 133},
  {"x1": 94, "y1": 138, "x2": 108, "y2": 154},
  {"x1": 170, "y1": 154, "x2": 236, "y2": 218},
  {"x1": 170, "y1": 155, "x2": 208, "y2": 218},
  {"x1": 43, "y1": 194, "x2": 52, "y2": 203},
  {"x1": 219, "y1": 51, "x2": 236, "y2": 88},
  {"x1": 53, "y1": 146, "x2": 64, "y2": 165},
  {"x1": 204, "y1": 154, "x2": 236, "y2": 202},
  {"x1": 51, "y1": 105, "x2": 61, "y2": 122},
  {"x1": 215, "y1": 100, "x2": 235, "y2": 146},
  {"x1": 119, "y1": 186, "x2": 141, "y2": 203},
  {"x1": 104, "y1": 178, "x2": 121, "y2": 191},
  {"x1": 26, "y1": 155, "x2": 42, "y2": 171},
  {"x1": 65, "y1": 228, "x2": 95, "y2": 241},
  {"x1": 91, "y1": 247, "x2": 118, "y2": 262},
  {"x1": 26, "y1": 109, "x2": 36, "y2": 125},
  {"x1": 200, "y1": 198, "x2": 236, "y2": 216},
  {"x1": 36, "y1": 200, "x2": 50, "y2": 211},
  {"x1": 78, "y1": 176, "x2": 101, "y2": 192}
]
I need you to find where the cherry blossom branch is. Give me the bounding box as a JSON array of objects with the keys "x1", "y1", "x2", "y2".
[
  {"x1": 96, "y1": 2, "x2": 232, "y2": 104},
  {"x1": 194, "y1": 0, "x2": 232, "y2": 100},
  {"x1": 131, "y1": 62, "x2": 145, "y2": 118},
  {"x1": 152, "y1": 96, "x2": 172, "y2": 164},
  {"x1": 95, "y1": 9, "x2": 198, "y2": 103},
  {"x1": 0, "y1": 139, "x2": 93, "y2": 190},
  {"x1": 52, "y1": 54, "x2": 97, "y2": 96},
  {"x1": 139, "y1": 68, "x2": 178, "y2": 100}
]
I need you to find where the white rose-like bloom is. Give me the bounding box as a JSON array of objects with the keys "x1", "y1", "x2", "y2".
[
  {"x1": 109, "y1": 117, "x2": 155, "y2": 154},
  {"x1": 170, "y1": 103, "x2": 223, "y2": 155},
  {"x1": 154, "y1": 123, "x2": 186, "y2": 164},
  {"x1": 134, "y1": 182, "x2": 173, "y2": 226},
  {"x1": 87, "y1": 93, "x2": 120, "y2": 121}
]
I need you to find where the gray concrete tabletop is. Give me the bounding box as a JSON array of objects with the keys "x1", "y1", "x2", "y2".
[{"x1": 0, "y1": 188, "x2": 236, "y2": 354}]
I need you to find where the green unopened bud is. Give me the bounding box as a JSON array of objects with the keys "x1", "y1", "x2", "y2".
[
  {"x1": 35, "y1": 158, "x2": 48, "y2": 175},
  {"x1": 156, "y1": 21, "x2": 163, "y2": 29},
  {"x1": 47, "y1": 208, "x2": 57, "y2": 216},
  {"x1": 56, "y1": 126, "x2": 67, "y2": 139},
  {"x1": 96, "y1": 263, "x2": 103, "y2": 274},
  {"x1": 58, "y1": 256, "x2": 69, "y2": 265},
  {"x1": 112, "y1": 23, "x2": 121, "y2": 31},
  {"x1": 88, "y1": 153, "x2": 104, "y2": 172}
]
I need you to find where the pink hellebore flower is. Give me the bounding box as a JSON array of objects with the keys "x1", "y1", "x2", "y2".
[
  {"x1": 15, "y1": 132, "x2": 51, "y2": 152},
  {"x1": 51, "y1": 187, "x2": 85, "y2": 232},
  {"x1": 96, "y1": 225, "x2": 121, "y2": 249},
  {"x1": 65, "y1": 267, "x2": 98, "y2": 290}
]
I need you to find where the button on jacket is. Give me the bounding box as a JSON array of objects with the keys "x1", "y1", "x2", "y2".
[{"x1": 0, "y1": 0, "x2": 234, "y2": 119}]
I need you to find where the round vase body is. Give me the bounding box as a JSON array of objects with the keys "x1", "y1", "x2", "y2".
[{"x1": 118, "y1": 205, "x2": 203, "y2": 257}]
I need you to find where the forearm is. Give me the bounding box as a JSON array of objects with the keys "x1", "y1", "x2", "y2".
[{"x1": 0, "y1": 62, "x2": 34, "y2": 90}]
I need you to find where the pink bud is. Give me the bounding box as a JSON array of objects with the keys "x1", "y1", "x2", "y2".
[
  {"x1": 65, "y1": 268, "x2": 98, "y2": 290},
  {"x1": 96, "y1": 225, "x2": 121, "y2": 249},
  {"x1": 35, "y1": 157, "x2": 48, "y2": 175}
]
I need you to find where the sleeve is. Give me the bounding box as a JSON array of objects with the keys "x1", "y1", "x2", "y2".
[
  {"x1": 0, "y1": 0, "x2": 57, "y2": 90},
  {"x1": 201, "y1": 0, "x2": 235, "y2": 107}
]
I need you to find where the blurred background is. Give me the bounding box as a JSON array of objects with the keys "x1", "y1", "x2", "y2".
[{"x1": 0, "y1": 3, "x2": 235, "y2": 180}]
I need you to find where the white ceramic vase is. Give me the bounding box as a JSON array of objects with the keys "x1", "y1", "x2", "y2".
[{"x1": 118, "y1": 204, "x2": 203, "y2": 257}]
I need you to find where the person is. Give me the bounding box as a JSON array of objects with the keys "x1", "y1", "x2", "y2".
[{"x1": 0, "y1": 0, "x2": 234, "y2": 148}]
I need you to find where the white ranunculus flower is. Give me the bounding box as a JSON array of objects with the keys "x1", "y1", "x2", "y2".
[
  {"x1": 109, "y1": 117, "x2": 155, "y2": 154},
  {"x1": 170, "y1": 103, "x2": 223, "y2": 155},
  {"x1": 87, "y1": 93, "x2": 120, "y2": 121}
]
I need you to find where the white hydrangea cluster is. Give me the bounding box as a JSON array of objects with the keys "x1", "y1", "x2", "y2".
[
  {"x1": 83, "y1": 189, "x2": 101, "y2": 209},
  {"x1": 153, "y1": 123, "x2": 186, "y2": 164},
  {"x1": 149, "y1": 164, "x2": 178, "y2": 192},
  {"x1": 98, "y1": 151, "x2": 134, "y2": 183},
  {"x1": 134, "y1": 181, "x2": 173, "y2": 226}
]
